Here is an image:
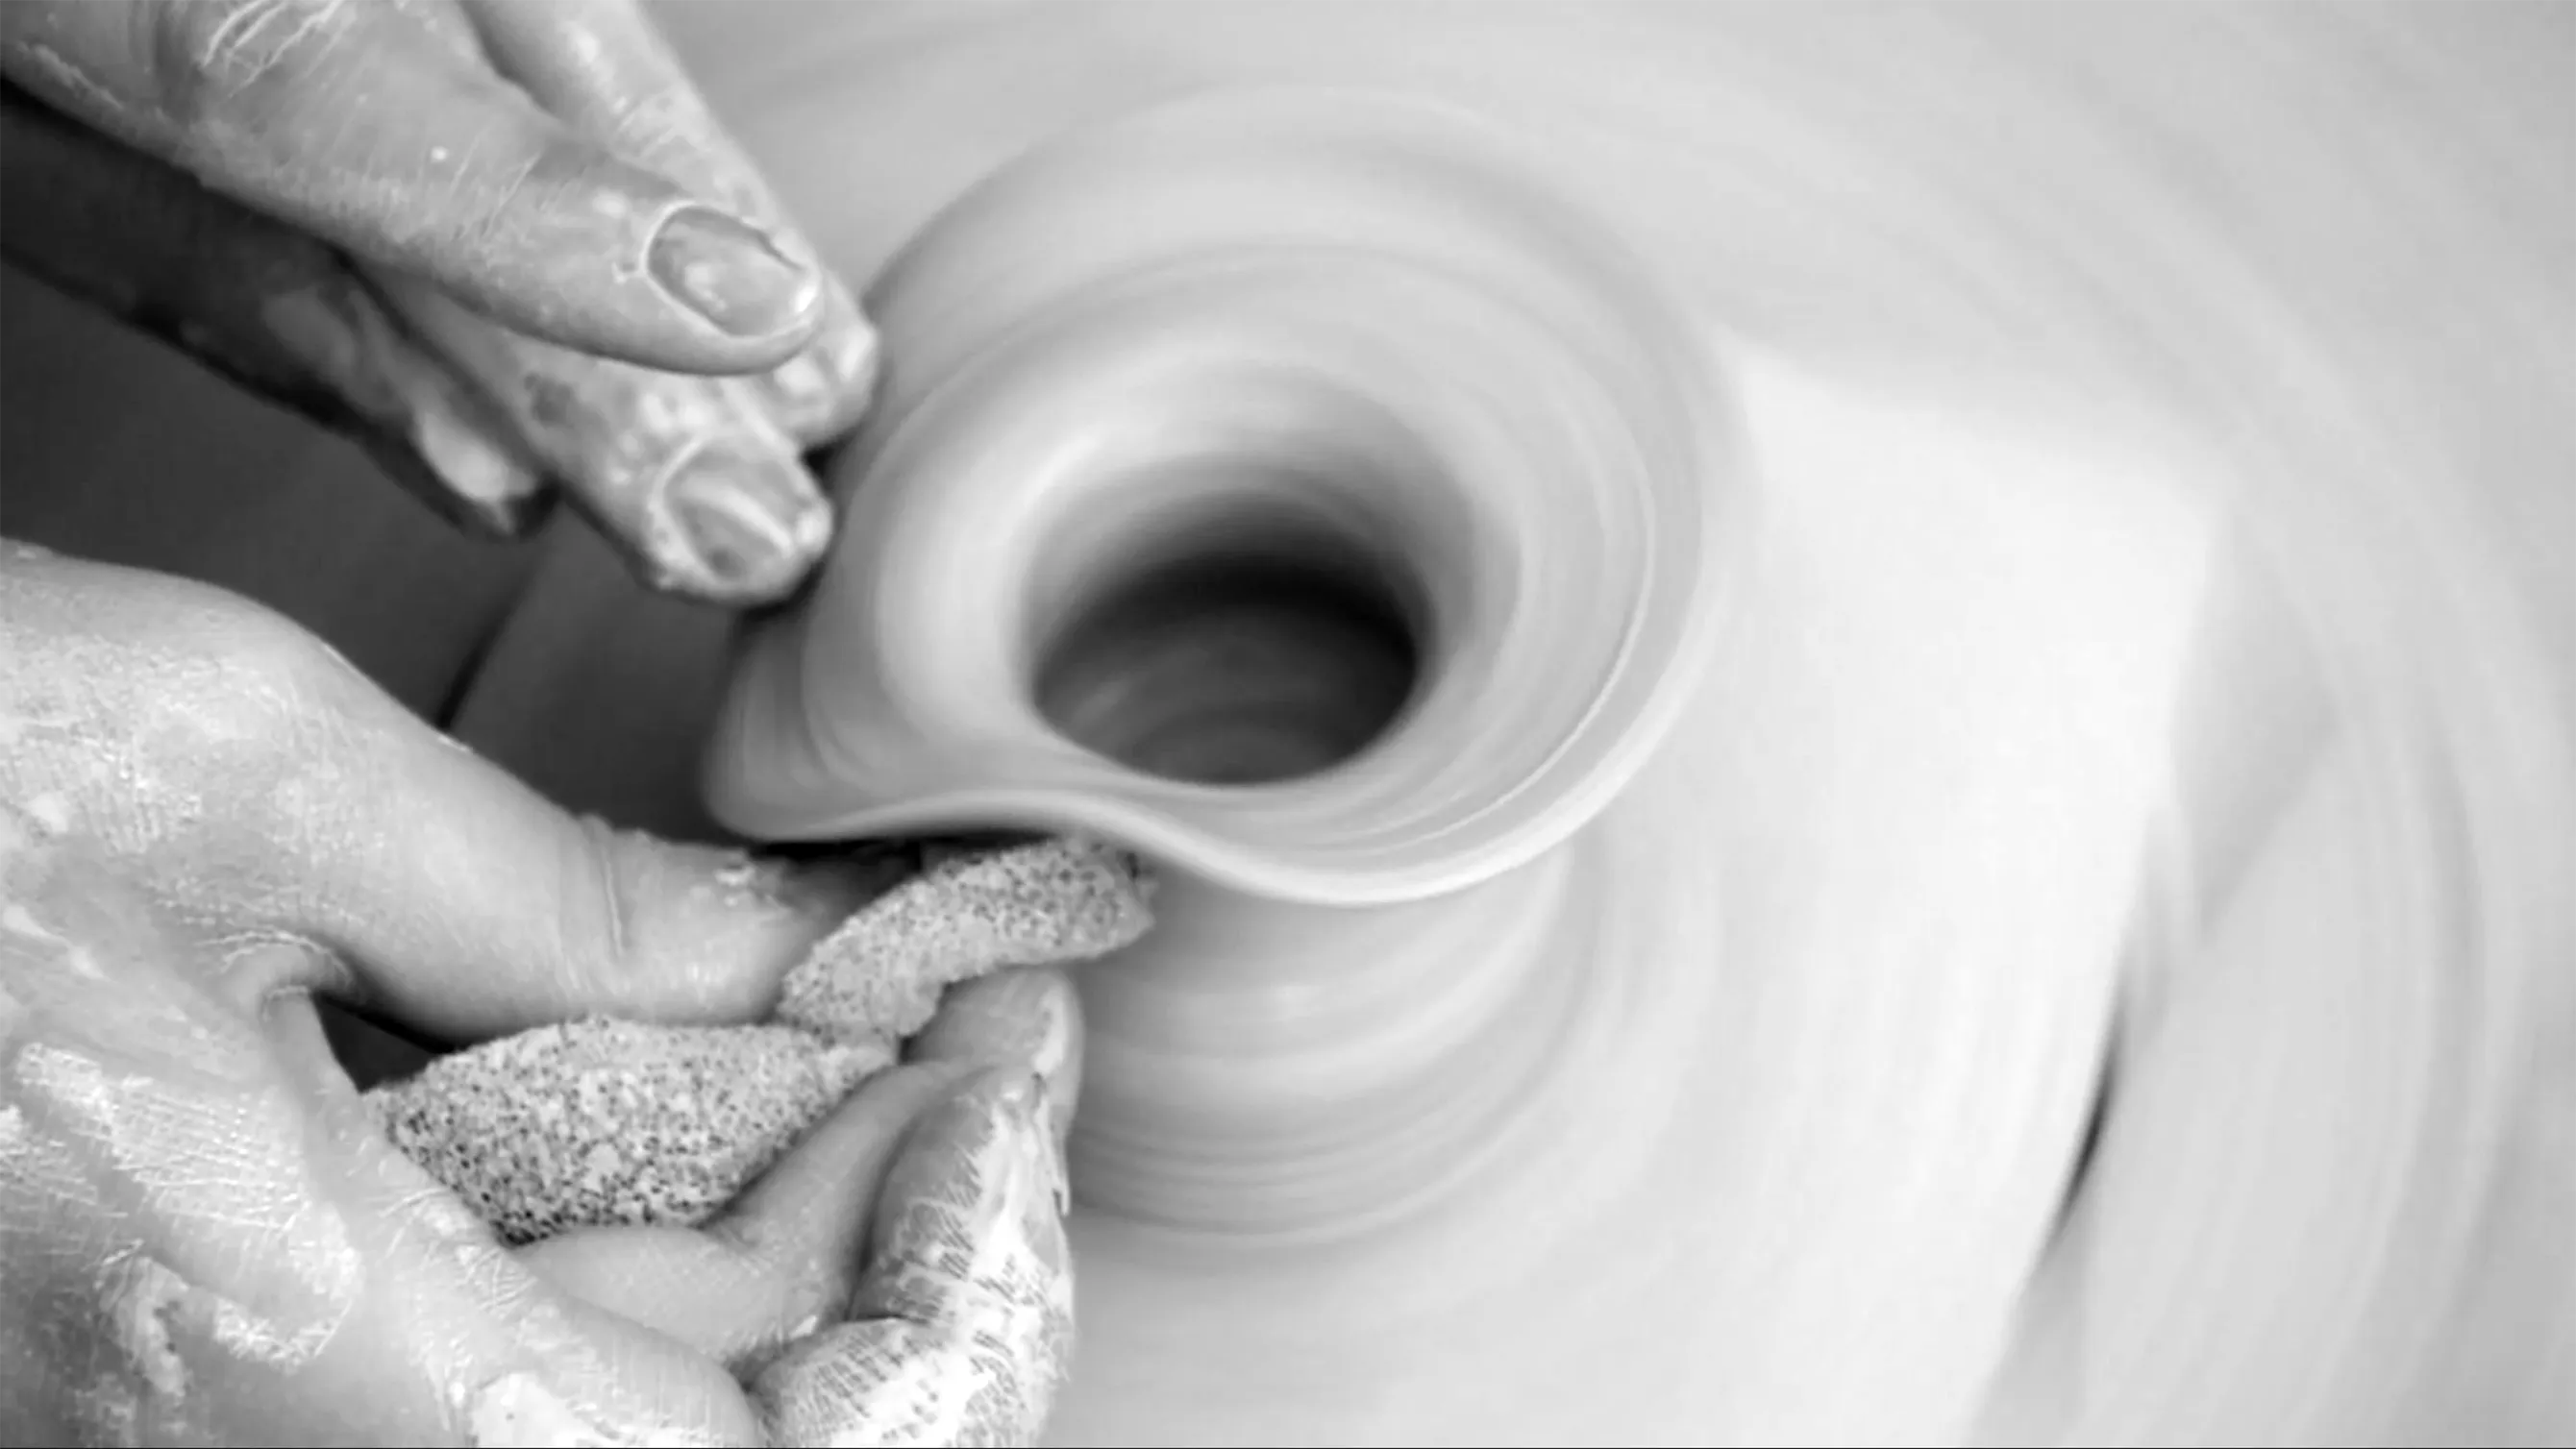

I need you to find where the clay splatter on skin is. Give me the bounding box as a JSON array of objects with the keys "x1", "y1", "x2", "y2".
[
  {"x1": 97, "y1": 1255, "x2": 192, "y2": 1408},
  {"x1": 108, "y1": 1251, "x2": 346, "y2": 1387},
  {"x1": 15, "y1": 1044, "x2": 365, "y2": 1307},
  {"x1": 465, "y1": 1371, "x2": 636, "y2": 1449},
  {"x1": 754, "y1": 1071, "x2": 1073, "y2": 1446},
  {"x1": 370, "y1": 837, "x2": 1151, "y2": 1244},
  {"x1": 3, "y1": 902, "x2": 79, "y2": 953},
  {"x1": 374, "y1": 266, "x2": 826, "y2": 599}
]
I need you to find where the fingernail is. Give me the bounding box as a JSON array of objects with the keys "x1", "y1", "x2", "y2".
[
  {"x1": 660, "y1": 441, "x2": 834, "y2": 599},
  {"x1": 648, "y1": 206, "x2": 822, "y2": 339}
]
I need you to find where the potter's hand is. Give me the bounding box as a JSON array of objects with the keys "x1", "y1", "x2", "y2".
[
  {"x1": 0, "y1": 0, "x2": 875, "y2": 604},
  {"x1": 1, "y1": 552, "x2": 1077, "y2": 1445}
]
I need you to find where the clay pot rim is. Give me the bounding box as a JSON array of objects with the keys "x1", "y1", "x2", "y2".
[{"x1": 706, "y1": 85, "x2": 1757, "y2": 905}]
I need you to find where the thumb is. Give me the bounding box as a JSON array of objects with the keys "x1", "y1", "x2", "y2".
[{"x1": 281, "y1": 682, "x2": 910, "y2": 1042}]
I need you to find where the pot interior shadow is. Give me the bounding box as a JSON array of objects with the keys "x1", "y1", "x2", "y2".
[{"x1": 1033, "y1": 514, "x2": 1429, "y2": 790}]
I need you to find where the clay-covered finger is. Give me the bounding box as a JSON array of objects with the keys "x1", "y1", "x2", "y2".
[
  {"x1": 467, "y1": 0, "x2": 880, "y2": 443},
  {"x1": 0, "y1": 819, "x2": 764, "y2": 1446},
  {"x1": 0, "y1": 552, "x2": 903, "y2": 1044},
  {"x1": 907, "y1": 967, "x2": 1088, "y2": 1149},
  {"x1": 379, "y1": 275, "x2": 834, "y2": 602},
  {"x1": 0, "y1": 0, "x2": 826, "y2": 372},
  {"x1": 754, "y1": 1070, "x2": 1075, "y2": 1448},
  {"x1": 0, "y1": 85, "x2": 549, "y2": 537}
]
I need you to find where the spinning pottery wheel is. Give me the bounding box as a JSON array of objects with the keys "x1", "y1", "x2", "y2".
[{"x1": 6, "y1": 6, "x2": 2570, "y2": 1446}]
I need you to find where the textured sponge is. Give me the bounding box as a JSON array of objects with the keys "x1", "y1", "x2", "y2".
[
  {"x1": 366, "y1": 838, "x2": 1153, "y2": 1245},
  {"x1": 371, "y1": 1020, "x2": 886, "y2": 1245},
  {"x1": 776, "y1": 835, "x2": 1158, "y2": 1043}
]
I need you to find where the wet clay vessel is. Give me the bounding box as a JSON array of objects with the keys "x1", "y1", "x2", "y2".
[
  {"x1": 706, "y1": 93, "x2": 1741, "y2": 901},
  {"x1": 704, "y1": 94, "x2": 1774, "y2": 1442},
  {"x1": 706, "y1": 91, "x2": 2146, "y2": 1445}
]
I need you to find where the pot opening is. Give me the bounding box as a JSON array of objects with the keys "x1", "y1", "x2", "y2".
[{"x1": 1033, "y1": 517, "x2": 1427, "y2": 788}]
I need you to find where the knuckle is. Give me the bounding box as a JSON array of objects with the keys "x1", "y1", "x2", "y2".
[
  {"x1": 467, "y1": 126, "x2": 661, "y2": 274},
  {"x1": 510, "y1": 0, "x2": 732, "y2": 191},
  {"x1": 600, "y1": 79, "x2": 720, "y2": 181},
  {"x1": 384, "y1": 288, "x2": 685, "y2": 501},
  {"x1": 173, "y1": 591, "x2": 366, "y2": 740},
  {"x1": 74, "y1": 586, "x2": 364, "y2": 825},
  {"x1": 548, "y1": 815, "x2": 649, "y2": 993},
  {"x1": 5, "y1": 569, "x2": 355, "y2": 846},
  {"x1": 146, "y1": 0, "x2": 360, "y2": 139},
  {"x1": 449, "y1": 138, "x2": 552, "y2": 254}
]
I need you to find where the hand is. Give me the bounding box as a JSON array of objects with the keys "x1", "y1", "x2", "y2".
[
  {"x1": 0, "y1": 0, "x2": 876, "y2": 605},
  {"x1": 0, "y1": 548, "x2": 1078, "y2": 1445}
]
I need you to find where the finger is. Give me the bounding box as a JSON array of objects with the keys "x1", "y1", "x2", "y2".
[
  {"x1": 0, "y1": 553, "x2": 912, "y2": 1044},
  {"x1": 376, "y1": 270, "x2": 837, "y2": 603},
  {"x1": 907, "y1": 967, "x2": 1087, "y2": 1150},
  {"x1": 753, "y1": 1070, "x2": 1075, "y2": 1449},
  {"x1": 0, "y1": 0, "x2": 826, "y2": 371},
  {"x1": 467, "y1": 0, "x2": 880, "y2": 444},
  {"x1": 309, "y1": 795, "x2": 894, "y2": 1044},
  {"x1": 0, "y1": 82, "x2": 551, "y2": 538},
  {"x1": 283, "y1": 732, "x2": 892, "y2": 1042},
  {"x1": 511, "y1": 1060, "x2": 977, "y2": 1370},
  {"x1": 0, "y1": 816, "x2": 306, "y2": 1444},
  {"x1": 0, "y1": 807, "x2": 280, "y2": 1106},
  {"x1": 0, "y1": 817, "x2": 763, "y2": 1446},
  {"x1": 308, "y1": 1026, "x2": 773, "y2": 1445}
]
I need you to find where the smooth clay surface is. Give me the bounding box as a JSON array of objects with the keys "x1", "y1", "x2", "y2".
[{"x1": 4, "y1": 7, "x2": 2569, "y2": 1447}]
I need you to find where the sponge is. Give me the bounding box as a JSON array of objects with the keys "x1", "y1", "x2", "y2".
[
  {"x1": 365, "y1": 837, "x2": 1153, "y2": 1246},
  {"x1": 370, "y1": 1019, "x2": 888, "y2": 1245},
  {"x1": 775, "y1": 835, "x2": 1157, "y2": 1044}
]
